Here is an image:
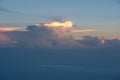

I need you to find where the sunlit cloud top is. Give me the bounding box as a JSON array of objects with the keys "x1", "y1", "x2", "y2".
[
  {"x1": 33, "y1": 21, "x2": 73, "y2": 28},
  {"x1": 43, "y1": 21, "x2": 73, "y2": 28},
  {"x1": 27, "y1": 21, "x2": 94, "y2": 33}
]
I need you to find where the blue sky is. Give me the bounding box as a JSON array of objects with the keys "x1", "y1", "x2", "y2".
[{"x1": 0, "y1": 0, "x2": 120, "y2": 38}]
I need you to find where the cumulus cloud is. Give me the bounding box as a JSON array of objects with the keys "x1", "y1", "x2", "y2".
[
  {"x1": 0, "y1": 21, "x2": 120, "y2": 49},
  {"x1": 0, "y1": 21, "x2": 81, "y2": 48},
  {"x1": 24, "y1": 21, "x2": 97, "y2": 48},
  {"x1": 20, "y1": 21, "x2": 75, "y2": 48}
]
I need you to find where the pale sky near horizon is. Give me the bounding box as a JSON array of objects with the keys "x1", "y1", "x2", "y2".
[{"x1": 0, "y1": 0, "x2": 120, "y2": 38}]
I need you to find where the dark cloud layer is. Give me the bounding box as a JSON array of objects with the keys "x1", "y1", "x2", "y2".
[{"x1": 0, "y1": 44, "x2": 120, "y2": 80}]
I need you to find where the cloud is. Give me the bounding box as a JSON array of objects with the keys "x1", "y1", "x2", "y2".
[
  {"x1": 76, "y1": 36, "x2": 120, "y2": 48},
  {"x1": 0, "y1": 7, "x2": 40, "y2": 19},
  {"x1": 0, "y1": 33, "x2": 14, "y2": 47},
  {"x1": 71, "y1": 29, "x2": 95, "y2": 33},
  {"x1": 0, "y1": 7, "x2": 22, "y2": 14},
  {"x1": 76, "y1": 36, "x2": 103, "y2": 48},
  {"x1": 0, "y1": 21, "x2": 120, "y2": 49},
  {"x1": 104, "y1": 39, "x2": 120, "y2": 48},
  {"x1": 0, "y1": 21, "x2": 82, "y2": 49},
  {"x1": 0, "y1": 27, "x2": 24, "y2": 31},
  {"x1": 24, "y1": 21, "x2": 97, "y2": 48},
  {"x1": 44, "y1": 21, "x2": 73, "y2": 28}
]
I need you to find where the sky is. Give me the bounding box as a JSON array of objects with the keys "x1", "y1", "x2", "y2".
[
  {"x1": 0, "y1": 0, "x2": 120, "y2": 39},
  {"x1": 0, "y1": 0, "x2": 120, "y2": 32},
  {"x1": 1, "y1": 1, "x2": 120, "y2": 80}
]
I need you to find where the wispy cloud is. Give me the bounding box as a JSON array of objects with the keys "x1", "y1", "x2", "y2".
[
  {"x1": 0, "y1": 7, "x2": 24, "y2": 14},
  {"x1": 0, "y1": 27, "x2": 24, "y2": 31},
  {"x1": 33, "y1": 64, "x2": 120, "y2": 72},
  {"x1": 71, "y1": 29, "x2": 95, "y2": 33},
  {"x1": 0, "y1": 7, "x2": 42, "y2": 19}
]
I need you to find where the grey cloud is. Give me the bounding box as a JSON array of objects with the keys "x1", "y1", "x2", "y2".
[
  {"x1": 4, "y1": 30, "x2": 120, "y2": 49},
  {"x1": 76, "y1": 36, "x2": 120, "y2": 48},
  {"x1": 104, "y1": 39, "x2": 120, "y2": 48},
  {"x1": 76, "y1": 36, "x2": 103, "y2": 48}
]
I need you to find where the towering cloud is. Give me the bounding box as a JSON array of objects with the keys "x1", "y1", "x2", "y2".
[
  {"x1": 18, "y1": 21, "x2": 81, "y2": 48},
  {"x1": 25, "y1": 21, "x2": 96, "y2": 48}
]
